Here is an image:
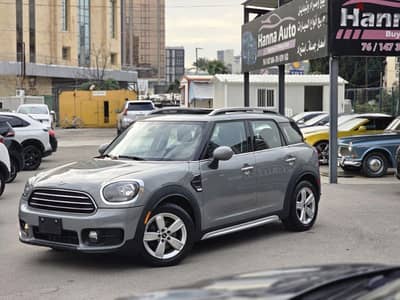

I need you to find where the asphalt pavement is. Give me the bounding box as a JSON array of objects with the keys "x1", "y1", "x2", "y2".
[{"x1": 0, "y1": 128, "x2": 399, "y2": 300}]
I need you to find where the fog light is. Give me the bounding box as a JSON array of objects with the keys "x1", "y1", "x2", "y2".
[
  {"x1": 88, "y1": 230, "x2": 99, "y2": 242},
  {"x1": 24, "y1": 223, "x2": 29, "y2": 232}
]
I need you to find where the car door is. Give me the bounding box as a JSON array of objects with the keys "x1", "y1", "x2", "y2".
[
  {"x1": 250, "y1": 120, "x2": 296, "y2": 214},
  {"x1": 200, "y1": 120, "x2": 258, "y2": 229}
]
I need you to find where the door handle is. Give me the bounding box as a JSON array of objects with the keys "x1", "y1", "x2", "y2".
[
  {"x1": 285, "y1": 157, "x2": 297, "y2": 164},
  {"x1": 241, "y1": 165, "x2": 254, "y2": 173}
]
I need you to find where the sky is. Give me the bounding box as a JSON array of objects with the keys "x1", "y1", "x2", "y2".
[{"x1": 166, "y1": 0, "x2": 244, "y2": 68}]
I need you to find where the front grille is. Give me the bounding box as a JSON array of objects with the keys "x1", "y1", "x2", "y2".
[
  {"x1": 33, "y1": 227, "x2": 79, "y2": 245},
  {"x1": 339, "y1": 146, "x2": 351, "y2": 157},
  {"x1": 29, "y1": 189, "x2": 96, "y2": 214}
]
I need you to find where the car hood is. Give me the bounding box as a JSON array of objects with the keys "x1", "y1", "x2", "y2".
[
  {"x1": 32, "y1": 158, "x2": 177, "y2": 190},
  {"x1": 123, "y1": 264, "x2": 398, "y2": 300},
  {"x1": 339, "y1": 132, "x2": 400, "y2": 145}
]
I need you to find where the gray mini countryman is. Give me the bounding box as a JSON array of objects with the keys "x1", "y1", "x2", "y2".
[{"x1": 19, "y1": 108, "x2": 321, "y2": 266}]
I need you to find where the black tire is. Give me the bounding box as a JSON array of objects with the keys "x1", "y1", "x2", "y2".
[
  {"x1": 23, "y1": 145, "x2": 42, "y2": 171},
  {"x1": 362, "y1": 152, "x2": 388, "y2": 178},
  {"x1": 0, "y1": 171, "x2": 5, "y2": 197},
  {"x1": 314, "y1": 141, "x2": 329, "y2": 165},
  {"x1": 136, "y1": 203, "x2": 195, "y2": 267},
  {"x1": 5, "y1": 158, "x2": 18, "y2": 183},
  {"x1": 282, "y1": 181, "x2": 319, "y2": 232}
]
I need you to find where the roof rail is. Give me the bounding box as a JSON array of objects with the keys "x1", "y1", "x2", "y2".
[
  {"x1": 208, "y1": 107, "x2": 278, "y2": 116},
  {"x1": 150, "y1": 107, "x2": 213, "y2": 115}
]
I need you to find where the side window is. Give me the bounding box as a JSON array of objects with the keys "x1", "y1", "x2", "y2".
[
  {"x1": 375, "y1": 117, "x2": 393, "y2": 130},
  {"x1": 250, "y1": 120, "x2": 283, "y2": 151},
  {"x1": 281, "y1": 122, "x2": 304, "y2": 145},
  {"x1": 6, "y1": 116, "x2": 28, "y2": 128},
  {"x1": 362, "y1": 119, "x2": 376, "y2": 130},
  {"x1": 205, "y1": 121, "x2": 249, "y2": 158}
]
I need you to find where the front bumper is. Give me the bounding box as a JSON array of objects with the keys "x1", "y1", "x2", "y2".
[
  {"x1": 338, "y1": 156, "x2": 362, "y2": 168},
  {"x1": 19, "y1": 201, "x2": 143, "y2": 252}
]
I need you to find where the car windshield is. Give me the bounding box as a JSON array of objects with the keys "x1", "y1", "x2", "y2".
[
  {"x1": 18, "y1": 106, "x2": 48, "y2": 114},
  {"x1": 127, "y1": 102, "x2": 154, "y2": 111},
  {"x1": 106, "y1": 121, "x2": 205, "y2": 161},
  {"x1": 304, "y1": 114, "x2": 328, "y2": 126},
  {"x1": 339, "y1": 118, "x2": 367, "y2": 131},
  {"x1": 385, "y1": 118, "x2": 400, "y2": 132}
]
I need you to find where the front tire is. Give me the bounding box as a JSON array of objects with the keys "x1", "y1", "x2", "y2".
[
  {"x1": 282, "y1": 181, "x2": 318, "y2": 232},
  {"x1": 362, "y1": 152, "x2": 388, "y2": 178},
  {"x1": 137, "y1": 203, "x2": 194, "y2": 267},
  {"x1": 23, "y1": 145, "x2": 42, "y2": 171},
  {"x1": 314, "y1": 141, "x2": 329, "y2": 165}
]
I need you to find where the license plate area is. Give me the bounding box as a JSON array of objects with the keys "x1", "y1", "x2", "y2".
[{"x1": 38, "y1": 217, "x2": 62, "y2": 235}]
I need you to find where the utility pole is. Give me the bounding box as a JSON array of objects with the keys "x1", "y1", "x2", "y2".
[{"x1": 195, "y1": 47, "x2": 203, "y2": 74}]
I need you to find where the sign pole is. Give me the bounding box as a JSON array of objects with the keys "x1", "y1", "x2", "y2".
[
  {"x1": 278, "y1": 65, "x2": 285, "y2": 115},
  {"x1": 329, "y1": 56, "x2": 339, "y2": 184},
  {"x1": 244, "y1": 6, "x2": 250, "y2": 107}
]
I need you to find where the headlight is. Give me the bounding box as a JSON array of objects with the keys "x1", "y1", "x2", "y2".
[
  {"x1": 22, "y1": 180, "x2": 33, "y2": 198},
  {"x1": 102, "y1": 181, "x2": 140, "y2": 203}
]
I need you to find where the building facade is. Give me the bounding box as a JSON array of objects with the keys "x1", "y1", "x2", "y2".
[
  {"x1": 121, "y1": 0, "x2": 165, "y2": 81},
  {"x1": 0, "y1": 0, "x2": 136, "y2": 99},
  {"x1": 166, "y1": 47, "x2": 184, "y2": 84}
]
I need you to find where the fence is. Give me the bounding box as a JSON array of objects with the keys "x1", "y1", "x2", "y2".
[{"x1": 345, "y1": 87, "x2": 400, "y2": 116}]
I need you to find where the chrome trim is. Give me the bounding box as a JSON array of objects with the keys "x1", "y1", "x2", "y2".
[{"x1": 201, "y1": 215, "x2": 280, "y2": 240}]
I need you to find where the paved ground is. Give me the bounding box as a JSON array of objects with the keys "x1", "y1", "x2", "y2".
[{"x1": 0, "y1": 128, "x2": 399, "y2": 300}]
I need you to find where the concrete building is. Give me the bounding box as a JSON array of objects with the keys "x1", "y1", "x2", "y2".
[
  {"x1": 122, "y1": 0, "x2": 165, "y2": 82},
  {"x1": 166, "y1": 47, "x2": 185, "y2": 84},
  {"x1": 0, "y1": 0, "x2": 137, "y2": 101},
  {"x1": 217, "y1": 49, "x2": 234, "y2": 73},
  {"x1": 232, "y1": 55, "x2": 242, "y2": 74},
  {"x1": 180, "y1": 75, "x2": 213, "y2": 108}
]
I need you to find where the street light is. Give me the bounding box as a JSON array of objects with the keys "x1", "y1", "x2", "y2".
[{"x1": 195, "y1": 47, "x2": 203, "y2": 74}]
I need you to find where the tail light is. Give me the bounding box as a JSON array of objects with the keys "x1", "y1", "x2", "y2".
[
  {"x1": 0, "y1": 137, "x2": 4, "y2": 144},
  {"x1": 49, "y1": 129, "x2": 55, "y2": 137},
  {"x1": 123, "y1": 108, "x2": 128, "y2": 116}
]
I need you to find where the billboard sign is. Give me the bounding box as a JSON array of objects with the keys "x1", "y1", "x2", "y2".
[
  {"x1": 330, "y1": 0, "x2": 400, "y2": 56},
  {"x1": 242, "y1": 0, "x2": 328, "y2": 72}
]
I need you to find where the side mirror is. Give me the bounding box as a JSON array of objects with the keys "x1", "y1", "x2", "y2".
[
  {"x1": 358, "y1": 125, "x2": 367, "y2": 132},
  {"x1": 98, "y1": 143, "x2": 109, "y2": 155},
  {"x1": 209, "y1": 146, "x2": 234, "y2": 169}
]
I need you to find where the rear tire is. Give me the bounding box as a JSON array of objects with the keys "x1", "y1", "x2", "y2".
[
  {"x1": 23, "y1": 145, "x2": 42, "y2": 171},
  {"x1": 136, "y1": 203, "x2": 194, "y2": 267},
  {"x1": 5, "y1": 158, "x2": 18, "y2": 183},
  {"x1": 282, "y1": 181, "x2": 318, "y2": 232}
]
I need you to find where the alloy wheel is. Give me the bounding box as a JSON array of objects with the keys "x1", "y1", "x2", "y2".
[
  {"x1": 295, "y1": 187, "x2": 316, "y2": 225},
  {"x1": 143, "y1": 212, "x2": 187, "y2": 260}
]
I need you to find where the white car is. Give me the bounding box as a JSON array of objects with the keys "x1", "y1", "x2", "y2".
[
  {"x1": 0, "y1": 112, "x2": 52, "y2": 170},
  {"x1": 0, "y1": 139, "x2": 10, "y2": 196},
  {"x1": 16, "y1": 104, "x2": 53, "y2": 129},
  {"x1": 117, "y1": 100, "x2": 156, "y2": 134}
]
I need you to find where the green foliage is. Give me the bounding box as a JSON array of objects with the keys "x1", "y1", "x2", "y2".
[
  {"x1": 309, "y1": 57, "x2": 386, "y2": 88},
  {"x1": 193, "y1": 57, "x2": 209, "y2": 71},
  {"x1": 353, "y1": 88, "x2": 399, "y2": 115},
  {"x1": 78, "y1": 79, "x2": 120, "y2": 90},
  {"x1": 167, "y1": 80, "x2": 181, "y2": 93},
  {"x1": 193, "y1": 57, "x2": 229, "y2": 75}
]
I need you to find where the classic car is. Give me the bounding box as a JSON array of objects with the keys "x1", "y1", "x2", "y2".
[
  {"x1": 303, "y1": 113, "x2": 394, "y2": 164},
  {"x1": 338, "y1": 116, "x2": 400, "y2": 177},
  {"x1": 395, "y1": 145, "x2": 400, "y2": 179}
]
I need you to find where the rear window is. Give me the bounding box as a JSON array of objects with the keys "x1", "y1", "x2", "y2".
[
  {"x1": 127, "y1": 102, "x2": 154, "y2": 111},
  {"x1": 281, "y1": 122, "x2": 303, "y2": 145}
]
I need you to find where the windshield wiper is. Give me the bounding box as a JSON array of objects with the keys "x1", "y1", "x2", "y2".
[{"x1": 117, "y1": 155, "x2": 146, "y2": 161}]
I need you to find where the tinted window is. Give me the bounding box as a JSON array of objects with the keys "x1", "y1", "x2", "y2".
[
  {"x1": 18, "y1": 105, "x2": 48, "y2": 114},
  {"x1": 127, "y1": 102, "x2": 154, "y2": 111},
  {"x1": 375, "y1": 117, "x2": 393, "y2": 130},
  {"x1": 205, "y1": 121, "x2": 249, "y2": 158},
  {"x1": 3, "y1": 116, "x2": 28, "y2": 127},
  {"x1": 250, "y1": 120, "x2": 283, "y2": 150},
  {"x1": 281, "y1": 122, "x2": 304, "y2": 144}
]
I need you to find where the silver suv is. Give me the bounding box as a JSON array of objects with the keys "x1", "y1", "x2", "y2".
[
  {"x1": 117, "y1": 100, "x2": 155, "y2": 134},
  {"x1": 19, "y1": 108, "x2": 321, "y2": 266}
]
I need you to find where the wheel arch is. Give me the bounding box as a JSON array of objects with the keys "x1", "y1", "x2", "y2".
[{"x1": 21, "y1": 139, "x2": 45, "y2": 153}]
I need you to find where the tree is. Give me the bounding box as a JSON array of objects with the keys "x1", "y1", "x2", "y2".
[
  {"x1": 167, "y1": 80, "x2": 180, "y2": 93},
  {"x1": 192, "y1": 58, "x2": 229, "y2": 75},
  {"x1": 193, "y1": 57, "x2": 209, "y2": 72}
]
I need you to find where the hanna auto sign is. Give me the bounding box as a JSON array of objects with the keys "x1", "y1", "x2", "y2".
[
  {"x1": 330, "y1": 0, "x2": 400, "y2": 56},
  {"x1": 242, "y1": 0, "x2": 400, "y2": 71}
]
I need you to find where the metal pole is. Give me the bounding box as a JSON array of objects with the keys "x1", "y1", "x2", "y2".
[
  {"x1": 329, "y1": 56, "x2": 339, "y2": 184},
  {"x1": 244, "y1": 6, "x2": 250, "y2": 107},
  {"x1": 279, "y1": 65, "x2": 285, "y2": 115}
]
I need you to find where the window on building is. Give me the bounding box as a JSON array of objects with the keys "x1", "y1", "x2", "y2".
[
  {"x1": 62, "y1": 47, "x2": 71, "y2": 61},
  {"x1": 29, "y1": 0, "x2": 36, "y2": 63},
  {"x1": 61, "y1": 0, "x2": 69, "y2": 31},
  {"x1": 78, "y1": 0, "x2": 90, "y2": 66},
  {"x1": 257, "y1": 89, "x2": 275, "y2": 107},
  {"x1": 110, "y1": 53, "x2": 117, "y2": 65},
  {"x1": 110, "y1": 0, "x2": 117, "y2": 38},
  {"x1": 16, "y1": 0, "x2": 23, "y2": 62}
]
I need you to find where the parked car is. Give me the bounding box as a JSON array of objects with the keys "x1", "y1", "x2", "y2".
[
  {"x1": 291, "y1": 111, "x2": 326, "y2": 125},
  {"x1": 303, "y1": 113, "x2": 394, "y2": 163},
  {"x1": 19, "y1": 108, "x2": 320, "y2": 267},
  {"x1": 16, "y1": 104, "x2": 54, "y2": 129},
  {"x1": 0, "y1": 137, "x2": 10, "y2": 196},
  {"x1": 49, "y1": 129, "x2": 58, "y2": 153},
  {"x1": 297, "y1": 112, "x2": 329, "y2": 128},
  {"x1": 0, "y1": 121, "x2": 24, "y2": 183},
  {"x1": 338, "y1": 116, "x2": 400, "y2": 177},
  {"x1": 0, "y1": 112, "x2": 53, "y2": 170},
  {"x1": 117, "y1": 100, "x2": 156, "y2": 134},
  {"x1": 128, "y1": 264, "x2": 400, "y2": 300},
  {"x1": 396, "y1": 146, "x2": 400, "y2": 180}
]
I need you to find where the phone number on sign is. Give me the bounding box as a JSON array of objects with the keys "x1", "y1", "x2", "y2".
[{"x1": 361, "y1": 42, "x2": 400, "y2": 52}]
